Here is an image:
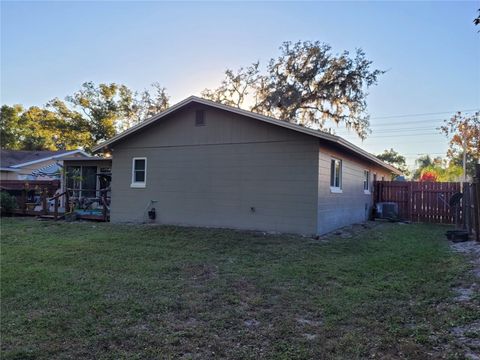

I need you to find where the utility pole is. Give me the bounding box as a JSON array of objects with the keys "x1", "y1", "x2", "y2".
[{"x1": 463, "y1": 139, "x2": 467, "y2": 183}]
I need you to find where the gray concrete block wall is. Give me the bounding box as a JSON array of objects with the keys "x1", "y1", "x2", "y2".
[
  {"x1": 110, "y1": 106, "x2": 319, "y2": 234},
  {"x1": 316, "y1": 144, "x2": 391, "y2": 234}
]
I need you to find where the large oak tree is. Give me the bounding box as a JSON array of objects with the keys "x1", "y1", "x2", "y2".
[{"x1": 202, "y1": 41, "x2": 384, "y2": 139}]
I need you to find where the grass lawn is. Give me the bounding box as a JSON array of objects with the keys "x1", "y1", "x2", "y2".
[{"x1": 0, "y1": 218, "x2": 477, "y2": 359}]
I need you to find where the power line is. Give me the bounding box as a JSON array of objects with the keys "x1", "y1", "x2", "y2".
[
  {"x1": 402, "y1": 152, "x2": 445, "y2": 155},
  {"x1": 336, "y1": 131, "x2": 444, "y2": 138},
  {"x1": 371, "y1": 140, "x2": 446, "y2": 144},
  {"x1": 373, "y1": 128, "x2": 441, "y2": 133},
  {"x1": 336, "y1": 127, "x2": 441, "y2": 135},
  {"x1": 366, "y1": 133, "x2": 442, "y2": 138},
  {"x1": 371, "y1": 118, "x2": 445, "y2": 126},
  {"x1": 370, "y1": 108, "x2": 479, "y2": 120}
]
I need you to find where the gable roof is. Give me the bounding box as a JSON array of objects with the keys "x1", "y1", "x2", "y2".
[
  {"x1": 93, "y1": 96, "x2": 402, "y2": 175},
  {"x1": 0, "y1": 149, "x2": 90, "y2": 169}
]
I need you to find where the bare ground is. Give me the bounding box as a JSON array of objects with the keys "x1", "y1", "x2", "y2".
[{"x1": 450, "y1": 240, "x2": 480, "y2": 359}]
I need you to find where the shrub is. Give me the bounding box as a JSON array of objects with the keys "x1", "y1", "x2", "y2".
[{"x1": 0, "y1": 192, "x2": 17, "y2": 215}]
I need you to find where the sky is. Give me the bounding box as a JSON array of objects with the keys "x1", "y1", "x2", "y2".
[{"x1": 1, "y1": 1, "x2": 479, "y2": 170}]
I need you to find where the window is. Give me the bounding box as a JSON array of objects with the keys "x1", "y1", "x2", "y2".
[
  {"x1": 195, "y1": 110, "x2": 205, "y2": 126},
  {"x1": 131, "y1": 158, "x2": 147, "y2": 188},
  {"x1": 364, "y1": 170, "x2": 370, "y2": 193},
  {"x1": 330, "y1": 158, "x2": 342, "y2": 192}
]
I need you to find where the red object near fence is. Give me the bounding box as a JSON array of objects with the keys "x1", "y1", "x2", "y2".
[{"x1": 420, "y1": 171, "x2": 438, "y2": 182}]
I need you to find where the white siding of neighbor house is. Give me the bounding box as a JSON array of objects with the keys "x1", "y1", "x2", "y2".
[
  {"x1": 110, "y1": 105, "x2": 319, "y2": 234},
  {"x1": 316, "y1": 145, "x2": 391, "y2": 234}
]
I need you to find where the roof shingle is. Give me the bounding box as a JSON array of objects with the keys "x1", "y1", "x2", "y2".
[{"x1": 0, "y1": 149, "x2": 74, "y2": 168}]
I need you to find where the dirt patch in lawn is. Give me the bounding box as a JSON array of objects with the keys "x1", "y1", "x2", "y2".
[
  {"x1": 452, "y1": 240, "x2": 480, "y2": 278},
  {"x1": 183, "y1": 263, "x2": 218, "y2": 281},
  {"x1": 320, "y1": 220, "x2": 386, "y2": 240},
  {"x1": 450, "y1": 240, "x2": 480, "y2": 359}
]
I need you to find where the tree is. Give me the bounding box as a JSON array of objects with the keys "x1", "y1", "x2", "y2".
[
  {"x1": 134, "y1": 82, "x2": 170, "y2": 125},
  {"x1": 202, "y1": 41, "x2": 383, "y2": 139},
  {"x1": 47, "y1": 82, "x2": 170, "y2": 149},
  {"x1": 201, "y1": 62, "x2": 262, "y2": 108},
  {"x1": 413, "y1": 155, "x2": 443, "y2": 180},
  {"x1": 0, "y1": 104, "x2": 91, "y2": 150},
  {"x1": 419, "y1": 163, "x2": 463, "y2": 182},
  {"x1": 376, "y1": 148, "x2": 409, "y2": 175},
  {"x1": 0, "y1": 104, "x2": 24, "y2": 149},
  {"x1": 440, "y1": 111, "x2": 479, "y2": 181},
  {"x1": 1, "y1": 82, "x2": 170, "y2": 151},
  {"x1": 449, "y1": 152, "x2": 477, "y2": 179},
  {"x1": 420, "y1": 170, "x2": 438, "y2": 182}
]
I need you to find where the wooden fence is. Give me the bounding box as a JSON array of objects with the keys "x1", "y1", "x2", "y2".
[
  {"x1": 374, "y1": 181, "x2": 462, "y2": 224},
  {"x1": 0, "y1": 180, "x2": 61, "y2": 211},
  {"x1": 462, "y1": 181, "x2": 478, "y2": 240}
]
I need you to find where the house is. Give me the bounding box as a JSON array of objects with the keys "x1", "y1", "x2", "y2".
[
  {"x1": 0, "y1": 149, "x2": 90, "y2": 181},
  {"x1": 93, "y1": 96, "x2": 401, "y2": 235}
]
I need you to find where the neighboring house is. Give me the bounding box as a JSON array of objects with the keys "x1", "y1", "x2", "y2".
[
  {"x1": 93, "y1": 96, "x2": 401, "y2": 235},
  {"x1": 0, "y1": 149, "x2": 90, "y2": 181}
]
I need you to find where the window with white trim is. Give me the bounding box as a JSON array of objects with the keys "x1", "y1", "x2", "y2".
[
  {"x1": 131, "y1": 157, "x2": 147, "y2": 188},
  {"x1": 364, "y1": 170, "x2": 370, "y2": 192},
  {"x1": 330, "y1": 158, "x2": 342, "y2": 191}
]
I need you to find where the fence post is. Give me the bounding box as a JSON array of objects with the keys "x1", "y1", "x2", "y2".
[
  {"x1": 21, "y1": 189, "x2": 26, "y2": 214},
  {"x1": 54, "y1": 197, "x2": 58, "y2": 220},
  {"x1": 42, "y1": 188, "x2": 48, "y2": 215},
  {"x1": 463, "y1": 183, "x2": 470, "y2": 233},
  {"x1": 408, "y1": 181, "x2": 413, "y2": 222},
  {"x1": 102, "y1": 190, "x2": 108, "y2": 221},
  {"x1": 65, "y1": 191, "x2": 70, "y2": 213},
  {"x1": 474, "y1": 164, "x2": 480, "y2": 242}
]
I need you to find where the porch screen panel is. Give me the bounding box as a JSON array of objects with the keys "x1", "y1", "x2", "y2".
[{"x1": 81, "y1": 166, "x2": 97, "y2": 198}]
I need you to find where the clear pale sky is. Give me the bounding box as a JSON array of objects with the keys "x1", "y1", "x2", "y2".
[{"x1": 1, "y1": 1, "x2": 479, "y2": 169}]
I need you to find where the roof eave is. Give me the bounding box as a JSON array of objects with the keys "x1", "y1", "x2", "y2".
[
  {"x1": 0, "y1": 167, "x2": 21, "y2": 172},
  {"x1": 10, "y1": 149, "x2": 91, "y2": 169},
  {"x1": 92, "y1": 96, "x2": 402, "y2": 175}
]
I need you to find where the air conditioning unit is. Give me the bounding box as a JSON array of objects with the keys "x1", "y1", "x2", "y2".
[{"x1": 376, "y1": 202, "x2": 399, "y2": 219}]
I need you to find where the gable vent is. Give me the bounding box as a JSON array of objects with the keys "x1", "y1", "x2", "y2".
[{"x1": 195, "y1": 110, "x2": 205, "y2": 126}]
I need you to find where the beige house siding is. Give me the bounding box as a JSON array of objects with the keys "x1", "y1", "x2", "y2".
[
  {"x1": 0, "y1": 171, "x2": 19, "y2": 181},
  {"x1": 316, "y1": 145, "x2": 391, "y2": 234},
  {"x1": 110, "y1": 106, "x2": 319, "y2": 234}
]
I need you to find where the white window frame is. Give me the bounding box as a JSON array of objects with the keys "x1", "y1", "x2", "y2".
[
  {"x1": 330, "y1": 158, "x2": 343, "y2": 193},
  {"x1": 363, "y1": 169, "x2": 371, "y2": 194},
  {"x1": 131, "y1": 157, "x2": 147, "y2": 188}
]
